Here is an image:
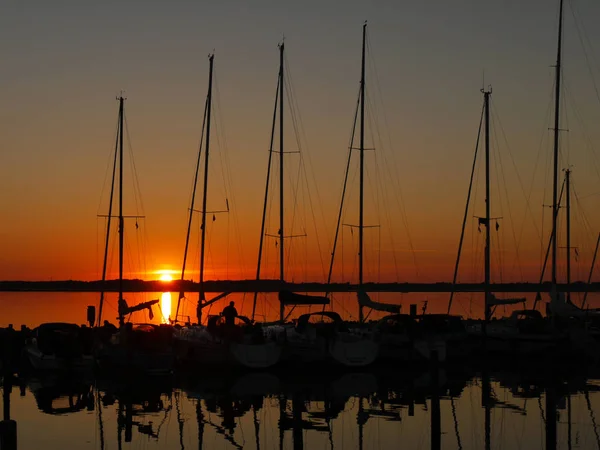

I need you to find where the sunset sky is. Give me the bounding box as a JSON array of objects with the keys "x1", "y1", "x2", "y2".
[{"x1": 2, "y1": 0, "x2": 600, "y2": 284}]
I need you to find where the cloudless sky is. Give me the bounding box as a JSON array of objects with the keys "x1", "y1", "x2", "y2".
[{"x1": 2, "y1": 0, "x2": 600, "y2": 283}]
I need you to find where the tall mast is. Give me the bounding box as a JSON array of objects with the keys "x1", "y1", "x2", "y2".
[
  {"x1": 358, "y1": 21, "x2": 366, "y2": 323},
  {"x1": 551, "y1": 0, "x2": 564, "y2": 290},
  {"x1": 278, "y1": 42, "x2": 285, "y2": 322},
  {"x1": 118, "y1": 95, "x2": 125, "y2": 327},
  {"x1": 198, "y1": 53, "x2": 214, "y2": 324},
  {"x1": 565, "y1": 168, "x2": 571, "y2": 302},
  {"x1": 483, "y1": 88, "x2": 492, "y2": 324}
]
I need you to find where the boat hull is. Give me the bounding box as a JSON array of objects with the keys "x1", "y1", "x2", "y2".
[
  {"x1": 25, "y1": 345, "x2": 94, "y2": 372},
  {"x1": 174, "y1": 333, "x2": 282, "y2": 369},
  {"x1": 95, "y1": 345, "x2": 173, "y2": 375}
]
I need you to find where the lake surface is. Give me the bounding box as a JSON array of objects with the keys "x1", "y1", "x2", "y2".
[{"x1": 3, "y1": 366, "x2": 600, "y2": 449}]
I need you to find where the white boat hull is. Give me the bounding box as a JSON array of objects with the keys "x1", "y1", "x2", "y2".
[
  {"x1": 230, "y1": 341, "x2": 282, "y2": 368},
  {"x1": 25, "y1": 345, "x2": 94, "y2": 372},
  {"x1": 328, "y1": 338, "x2": 379, "y2": 367},
  {"x1": 174, "y1": 327, "x2": 282, "y2": 369}
]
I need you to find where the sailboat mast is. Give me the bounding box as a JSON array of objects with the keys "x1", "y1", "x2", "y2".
[
  {"x1": 118, "y1": 96, "x2": 125, "y2": 327},
  {"x1": 566, "y1": 168, "x2": 571, "y2": 302},
  {"x1": 483, "y1": 89, "x2": 491, "y2": 324},
  {"x1": 198, "y1": 53, "x2": 214, "y2": 324},
  {"x1": 279, "y1": 42, "x2": 285, "y2": 322},
  {"x1": 551, "y1": 0, "x2": 564, "y2": 289},
  {"x1": 358, "y1": 21, "x2": 366, "y2": 323}
]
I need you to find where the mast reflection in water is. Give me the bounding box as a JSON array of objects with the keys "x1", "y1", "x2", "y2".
[{"x1": 6, "y1": 366, "x2": 600, "y2": 449}]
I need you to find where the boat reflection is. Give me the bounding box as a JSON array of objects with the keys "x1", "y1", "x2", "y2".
[
  {"x1": 13, "y1": 365, "x2": 600, "y2": 449},
  {"x1": 28, "y1": 377, "x2": 94, "y2": 415}
]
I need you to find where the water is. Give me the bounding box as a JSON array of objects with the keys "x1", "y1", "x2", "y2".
[{"x1": 3, "y1": 367, "x2": 600, "y2": 449}]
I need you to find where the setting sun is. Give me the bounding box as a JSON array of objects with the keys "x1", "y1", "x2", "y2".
[{"x1": 155, "y1": 269, "x2": 177, "y2": 282}]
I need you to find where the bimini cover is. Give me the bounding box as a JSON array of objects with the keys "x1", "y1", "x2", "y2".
[
  {"x1": 357, "y1": 291, "x2": 400, "y2": 313},
  {"x1": 488, "y1": 293, "x2": 525, "y2": 306},
  {"x1": 278, "y1": 290, "x2": 330, "y2": 306}
]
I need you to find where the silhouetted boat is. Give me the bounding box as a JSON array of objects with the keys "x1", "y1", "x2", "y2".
[
  {"x1": 452, "y1": 84, "x2": 565, "y2": 358},
  {"x1": 93, "y1": 95, "x2": 174, "y2": 375},
  {"x1": 24, "y1": 323, "x2": 94, "y2": 372},
  {"x1": 249, "y1": 39, "x2": 374, "y2": 367},
  {"x1": 95, "y1": 323, "x2": 174, "y2": 375},
  {"x1": 371, "y1": 314, "x2": 446, "y2": 363},
  {"x1": 175, "y1": 314, "x2": 282, "y2": 368},
  {"x1": 172, "y1": 54, "x2": 281, "y2": 370},
  {"x1": 268, "y1": 311, "x2": 378, "y2": 367}
]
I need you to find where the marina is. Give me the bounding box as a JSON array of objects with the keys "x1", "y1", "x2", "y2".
[{"x1": 3, "y1": 0, "x2": 600, "y2": 448}]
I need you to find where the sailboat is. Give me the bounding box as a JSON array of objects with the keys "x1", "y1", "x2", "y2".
[
  {"x1": 23, "y1": 322, "x2": 95, "y2": 372},
  {"x1": 172, "y1": 54, "x2": 282, "y2": 369},
  {"x1": 94, "y1": 95, "x2": 174, "y2": 375},
  {"x1": 466, "y1": 62, "x2": 574, "y2": 357},
  {"x1": 324, "y1": 22, "x2": 449, "y2": 364},
  {"x1": 253, "y1": 36, "x2": 378, "y2": 368}
]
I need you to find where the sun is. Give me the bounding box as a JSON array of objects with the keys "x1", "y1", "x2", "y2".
[{"x1": 155, "y1": 269, "x2": 177, "y2": 282}]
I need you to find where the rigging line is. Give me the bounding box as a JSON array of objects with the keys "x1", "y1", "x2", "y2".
[
  {"x1": 283, "y1": 55, "x2": 331, "y2": 263},
  {"x1": 491, "y1": 107, "x2": 521, "y2": 281},
  {"x1": 212, "y1": 91, "x2": 233, "y2": 280},
  {"x1": 562, "y1": 79, "x2": 572, "y2": 170},
  {"x1": 213, "y1": 76, "x2": 246, "y2": 278},
  {"x1": 98, "y1": 114, "x2": 121, "y2": 325},
  {"x1": 533, "y1": 177, "x2": 566, "y2": 310},
  {"x1": 123, "y1": 114, "x2": 146, "y2": 216},
  {"x1": 299, "y1": 155, "x2": 328, "y2": 280},
  {"x1": 491, "y1": 101, "x2": 545, "y2": 254},
  {"x1": 539, "y1": 74, "x2": 557, "y2": 267},
  {"x1": 325, "y1": 87, "x2": 361, "y2": 305},
  {"x1": 448, "y1": 100, "x2": 484, "y2": 313},
  {"x1": 176, "y1": 90, "x2": 208, "y2": 320},
  {"x1": 123, "y1": 113, "x2": 156, "y2": 278},
  {"x1": 284, "y1": 84, "x2": 325, "y2": 284},
  {"x1": 562, "y1": 81, "x2": 600, "y2": 184},
  {"x1": 569, "y1": 0, "x2": 600, "y2": 108},
  {"x1": 574, "y1": 188, "x2": 595, "y2": 241},
  {"x1": 97, "y1": 116, "x2": 121, "y2": 216},
  {"x1": 366, "y1": 97, "x2": 401, "y2": 281},
  {"x1": 585, "y1": 389, "x2": 600, "y2": 450},
  {"x1": 283, "y1": 147, "x2": 304, "y2": 281},
  {"x1": 365, "y1": 29, "x2": 419, "y2": 278},
  {"x1": 283, "y1": 70, "x2": 324, "y2": 281},
  {"x1": 450, "y1": 397, "x2": 464, "y2": 450}
]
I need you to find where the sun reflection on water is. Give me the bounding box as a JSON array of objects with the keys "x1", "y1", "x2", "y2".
[{"x1": 160, "y1": 292, "x2": 171, "y2": 323}]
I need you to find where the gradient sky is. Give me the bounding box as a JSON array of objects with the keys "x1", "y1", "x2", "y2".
[{"x1": 2, "y1": 0, "x2": 600, "y2": 283}]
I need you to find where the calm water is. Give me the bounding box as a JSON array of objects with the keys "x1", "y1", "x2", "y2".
[{"x1": 3, "y1": 367, "x2": 600, "y2": 449}]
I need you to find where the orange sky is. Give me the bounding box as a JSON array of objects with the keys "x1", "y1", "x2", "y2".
[{"x1": 2, "y1": 1, "x2": 600, "y2": 284}]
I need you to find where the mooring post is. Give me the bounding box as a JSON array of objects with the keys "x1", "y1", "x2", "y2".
[{"x1": 1, "y1": 332, "x2": 17, "y2": 450}]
